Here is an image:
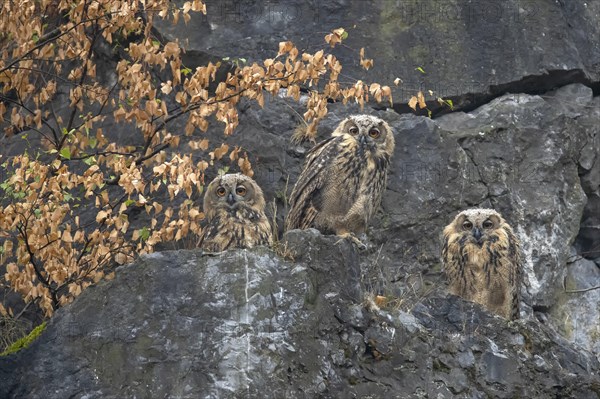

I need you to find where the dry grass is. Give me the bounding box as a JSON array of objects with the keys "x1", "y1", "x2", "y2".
[
  {"x1": 0, "y1": 314, "x2": 29, "y2": 354},
  {"x1": 269, "y1": 197, "x2": 296, "y2": 261}
]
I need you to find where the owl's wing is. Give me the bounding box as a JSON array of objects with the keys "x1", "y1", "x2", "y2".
[
  {"x1": 196, "y1": 217, "x2": 210, "y2": 250},
  {"x1": 197, "y1": 215, "x2": 229, "y2": 252},
  {"x1": 507, "y1": 228, "x2": 523, "y2": 319},
  {"x1": 440, "y1": 225, "x2": 454, "y2": 270},
  {"x1": 285, "y1": 136, "x2": 340, "y2": 231}
]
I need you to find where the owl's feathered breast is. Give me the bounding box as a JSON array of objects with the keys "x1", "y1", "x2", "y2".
[{"x1": 199, "y1": 206, "x2": 272, "y2": 252}]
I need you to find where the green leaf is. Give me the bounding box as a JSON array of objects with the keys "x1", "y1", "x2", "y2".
[
  {"x1": 124, "y1": 199, "x2": 136, "y2": 206},
  {"x1": 32, "y1": 33, "x2": 39, "y2": 43},
  {"x1": 218, "y1": 166, "x2": 229, "y2": 176},
  {"x1": 416, "y1": 67, "x2": 426, "y2": 74},
  {"x1": 341, "y1": 31, "x2": 349, "y2": 40},
  {"x1": 89, "y1": 137, "x2": 97, "y2": 149},
  {"x1": 64, "y1": 193, "x2": 74, "y2": 202},
  {"x1": 181, "y1": 67, "x2": 192, "y2": 76},
  {"x1": 139, "y1": 227, "x2": 150, "y2": 241},
  {"x1": 59, "y1": 148, "x2": 71, "y2": 160},
  {"x1": 152, "y1": 40, "x2": 160, "y2": 47},
  {"x1": 83, "y1": 156, "x2": 96, "y2": 166}
]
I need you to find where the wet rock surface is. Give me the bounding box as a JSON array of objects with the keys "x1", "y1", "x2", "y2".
[
  {"x1": 1, "y1": 0, "x2": 600, "y2": 395},
  {"x1": 1, "y1": 231, "x2": 599, "y2": 398},
  {"x1": 154, "y1": 0, "x2": 600, "y2": 113}
]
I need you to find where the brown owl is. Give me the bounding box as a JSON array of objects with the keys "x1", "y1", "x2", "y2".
[
  {"x1": 442, "y1": 208, "x2": 523, "y2": 320},
  {"x1": 284, "y1": 114, "x2": 395, "y2": 246},
  {"x1": 198, "y1": 173, "x2": 273, "y2": 252}
]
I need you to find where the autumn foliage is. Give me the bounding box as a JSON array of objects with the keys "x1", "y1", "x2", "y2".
[{"x1": 0, "y1": 0, "x2": 395, "y2": 318}]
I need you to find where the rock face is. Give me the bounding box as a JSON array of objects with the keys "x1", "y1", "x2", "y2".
[
  {"x1": 203, "y1": 84, "x2": 597, "y2": 352},
  {"x1": 1, "y1": 85, "x2": 598, "y2": 396},
  {"x1": 1, "y1": 231, "x2": 599, "y2": 399},
  {"x1": 2, "y1": 0, "x2": 600, "y2": 394},
  {"x1": 154, "y1": 0, "x2": 600, "y2": 113}
]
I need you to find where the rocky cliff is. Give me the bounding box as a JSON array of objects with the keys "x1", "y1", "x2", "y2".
[
  {"x1": 1, "y1": 0, "x2": 599, "y2": 397},
  {"x1": 1, "y1": 230, "x2": 599, "y2": 398},
  {"x1": 1, "y1": 85, "x2": 599, "y2": 398}
]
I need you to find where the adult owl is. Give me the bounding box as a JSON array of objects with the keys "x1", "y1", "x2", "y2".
[
  {"x1": 198, "y1": 173, "x2": 273, "y2": 252},
  {"x1": 284, "y1": 114, "x2": 395, "y2": 246},
  {"x1": 442, "y1": 208, "x2": 523, "y2": 320}
]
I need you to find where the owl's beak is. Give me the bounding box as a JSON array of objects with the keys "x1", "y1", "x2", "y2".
[
  {"x1": 359, "y1": 134, "x2": 367, "y2": 147},
  {"x1": 356, "y1": 134, "x2": 367, "y2": 158},
  {"x1": 227, "y1": 193, "x2": 236, "y2": 205},
  {"x1": 472, "y1": 227, "x2": 482, "y2": 242}
]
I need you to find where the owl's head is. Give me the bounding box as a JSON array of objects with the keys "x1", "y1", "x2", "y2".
[
  {"x1": 444, "y1": 208, "x2": 508, "y2": 247},
  {"x1": 333, "y1": 115, "x2": 395, "y2": 158},
  {"x1": 203, "y1": 173, "x2": 265, "y2": 220}
]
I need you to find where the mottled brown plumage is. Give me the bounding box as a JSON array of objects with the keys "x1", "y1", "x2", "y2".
[
  {"x1": 442, "y1": 208, "x2": 523, "y2": 320},
  {"x1": 198, "y1": 173, "x2": 272, "y2": 252},
  {"x1": 284, "y1": 115, "x2": 395, "y2": 240}
]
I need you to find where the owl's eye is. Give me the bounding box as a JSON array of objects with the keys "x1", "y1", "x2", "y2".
[
  {"x1": 349, "y1": 126, "x2": 359, "y2": 134},
  {"x1": 216, "y1": 186, "x2": 226, "y2": 197},
  {"x1": 236, "y1": 186, "x2": 247, "y2": 196},
  {"x1": 369, "y1": 128, "x2": 381, "y2": 139},
  {"x1": 483, "y1": 219, "x2": 493, "y2": 229},
  {"x1": 462, "y1": 221, "x2": 473, "y2": 230}
]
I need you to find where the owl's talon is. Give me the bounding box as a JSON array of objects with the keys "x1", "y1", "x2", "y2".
[{"x1": 335, "y1": 232, "x2": 368, "y2": 250}]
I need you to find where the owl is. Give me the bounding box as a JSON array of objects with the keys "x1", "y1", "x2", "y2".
[
  {"x1": 441, "y1": 208, "x2": 523, "y2": 320},
  {"x1": 284, "y1": 115, "x2": 395, "y2": 245},
  {"x1": 198, "y1": 173, "x2": 273, "y2": 252}
]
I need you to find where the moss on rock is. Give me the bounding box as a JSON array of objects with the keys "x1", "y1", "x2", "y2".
[{"x1": 1, "y1": 322, "x2": 47, "y2": 356}]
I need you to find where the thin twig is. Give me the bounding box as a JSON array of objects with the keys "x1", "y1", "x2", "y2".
[{"x1": 565, "y1": 286, "x2": 600, "y2": 294}]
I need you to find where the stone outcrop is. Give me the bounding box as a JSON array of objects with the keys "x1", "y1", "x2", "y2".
[
  {"x1": 154, "y1": 0, "x2": 600, "y2": 113},
  {"x1": 1, "y1": 231, "x2": 599, "y2": 398},
  {"x1": 1, "y1": 0, "x2": 600, "y2": 395}
]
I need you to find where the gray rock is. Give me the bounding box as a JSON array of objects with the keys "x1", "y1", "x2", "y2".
[
  {"x1": 2, "y1": 82, "x2": 599, "y2": 396},
  {"x1": 1, "y1": 0, "x2": 600, "y2": 391},
  {"x1": 551, "y1": 256, "x2": 600, "y2": 356},
  {"x1": 164, "y1": 84, "x2": 598, "y2": 368},
  {"x1": 153, "y1": 0, "x2": 600, "y2": 114},
  {"x1": 565, "y1": 256, "x2": 600, "y2": 291},
  {"x1": 1, "y1": 232, "x2": 600, "y2": 398}
]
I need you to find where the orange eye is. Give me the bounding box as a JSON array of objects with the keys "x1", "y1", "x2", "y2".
[
  {"x1": 462, "y1": 221, "x2": 473, "y2": 230},
  {"x1": 236, "y1": 186, "x2": 247, "y2": 196},
  {"x1": 369, "y1": 128, "x2": 381, "y2": 138},
  {"x1": 216, "y1": 186, "x2": 226, "y2": 197},
  {"x1": 349, "y1": 126, "x2": 358, "y2": 134}
]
